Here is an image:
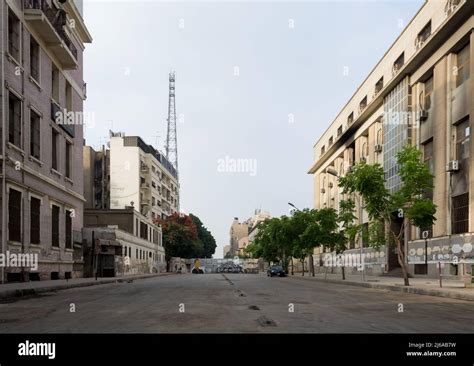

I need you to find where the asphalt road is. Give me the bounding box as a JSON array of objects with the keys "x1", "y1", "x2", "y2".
[{"x1": 0, "y1": 273, "x2": 473, "y2": 333}]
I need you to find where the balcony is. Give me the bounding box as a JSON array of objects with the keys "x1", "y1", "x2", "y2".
[
  {"x1": 24, "y1": 0, "x2": 78, "y2": 69},
  {"x1": 51, "y1": 101, "x2": 75, "y2": 137}
]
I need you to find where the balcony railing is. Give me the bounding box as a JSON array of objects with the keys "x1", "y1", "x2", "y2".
[{"x1": 24, "y1": 0, "x2": 78, "y2": 68}]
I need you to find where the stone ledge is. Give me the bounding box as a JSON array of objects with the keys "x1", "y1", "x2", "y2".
[{"x1": 288, "y1": 275, "x2": 474, "y2": 302}]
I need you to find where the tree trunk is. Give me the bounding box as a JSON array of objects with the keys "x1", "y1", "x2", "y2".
[
  {"x1": 394, "y1": 222, "x2": 410, "y2": 286},
  {"x1": 291, "y1": 258, "x2": 294, "y2": 275},
  {"x1": 310, "y1": 254, "x2": 315, "y2": 277},
  {"x1": 342, "y1": 265, "x2": 345, "y2": 280},
  {"x1": 301, "y1": 260, "x2": 305, "y2": 276},
  {"x1": 396, "y1": 238, "x2": 409, "y2": 286}
]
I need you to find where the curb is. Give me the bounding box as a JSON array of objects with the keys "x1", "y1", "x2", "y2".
[
  {"x1": 287, "y1": 275, "x2": 474, "y2": 302},
  {"x1": 0, "y1": 273, "x2": 173, "y2": 301}
]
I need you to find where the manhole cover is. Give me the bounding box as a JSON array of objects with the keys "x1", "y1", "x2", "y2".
[
  {"x1": 257, "y1": 316, "x2": 277, "y2": 327},
  {"x1": 248, "y1": 305, "x2": 260, "y2": 310}
]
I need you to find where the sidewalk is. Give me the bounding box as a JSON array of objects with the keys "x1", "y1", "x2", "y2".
[
  {"x1": 286, "y1": 272, "x2": 474, "y2": 302},
  {"x1": 0, "y1": 272, "x2": 173, "y2": 301}
]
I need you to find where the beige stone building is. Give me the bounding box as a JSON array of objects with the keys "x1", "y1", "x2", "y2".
[
  {"x1": 229, "y1": 217, "x2": 248, "y2": 255},
  {"x1": 308, "y1": 0, "x2": 473, "y2": 278},
  {"x1": 0, "y1": 0, "x2": 92, "y2": 282}
]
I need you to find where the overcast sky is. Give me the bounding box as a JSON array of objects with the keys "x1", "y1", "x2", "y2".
[{"x1": 83, "y1": 0, "x2": 424, "y2": 258}]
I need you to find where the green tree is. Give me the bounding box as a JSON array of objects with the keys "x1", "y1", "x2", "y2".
[
  {"x1": 338, "y1": 145, "x2": 436, "y2": 286},
  {"x1": 154, "y1": 213, "x2": 199, "y2": 271},
  {"x1": 189, "y1": 213, "x2": 217, "y2": 258}
]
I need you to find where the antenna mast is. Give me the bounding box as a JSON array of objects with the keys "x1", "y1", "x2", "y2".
[{"x1": 165, "y1": 72, "x2": 178, "y2": 176}]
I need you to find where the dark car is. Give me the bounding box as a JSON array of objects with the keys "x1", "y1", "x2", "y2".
[{"x1": 267, "y1": 265, "x2": 286, "y2": 277}]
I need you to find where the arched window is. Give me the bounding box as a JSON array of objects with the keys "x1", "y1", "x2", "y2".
[
  {"x1": 377, "y1": 128, "x2": 383, "y2": 145},
  {"x1": 361, "y1": 142, "x2": 368, "y2": 158}
]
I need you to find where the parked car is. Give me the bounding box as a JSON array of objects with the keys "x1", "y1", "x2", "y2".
[{"x1": 267, "y1": 265, "x2": 286, "y2": 277}]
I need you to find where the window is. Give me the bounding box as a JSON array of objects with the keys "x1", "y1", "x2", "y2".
[
  {"x1": 65, "y1": 210, "x2": 72, "y2": 249},
  {"x1": 347, "y1": 112, "x2": 354, "y2": 125},
  {"x1": 152, "y1": 197, "x2": 155, "y2": 206},
  {"x1": 452, "y1": 193, "x2": 469, "y2": 234},
  {"x1": 376, "y1": 129, "x2": 383, "y2": 145},
  {"x1": 30, "y1": 109, "x2": 41, "y2": 159},
  {"x1": 136, "y1": 248, "x2": 138, "y2": 259},
  {"x1": 52, "y1": 205, "x2": 60, "y2": 247},
  {"x1": 456, "y1": 120, "x2": 470, "y2": 161},
  {"x1": 375, "y1": 77, "x2": 384, "y2": 94},
  {"x1": 30, "y1": 197, "x2": 41, "y2": 245},
  {"x1": 328, "y1": 136, "x2": 333, "y2": 146},
  {"x1": 361, "y1": 142, "x2": 368, "y2": 159},
  {"x1": 123, "y1": 246, "x2": 127, "y2": 257},
  {"x1": 359, "y1": 96, "x2": 367, "y2": 113},
  {"x1": 66, "y1": 142, "x2": 72, "y2": 178},
  {"x1": 8, "y1": 189, "x2": 22, "y2": 242},
  {"x1": 140, "y1": 222, "x2": 148, "y2": 240},
  {"x1": 30, "y1": 37, "x2": 40, "y2": 81},
  {"x1": 129, "y1": 247, "x2": 131, "y2": 257},
  {"x1": 66, "y1": 81, "x2": 73, "y2": 111},
  {"x1": 320, "y1": 145, "x2": 325, "y2": 156},
  {"x1": 423, "y1": 140, "x2": 434, "y2": 174},
  {"x1": 424, "y1": 76, "x2": 433, "y2": 110},
  {"x1": 52, "y1": 129, "x2": 59, "y2": 171},
  {"x1": 456, "y1": 44, "x2": 470, "y2": 88},
  {"x1": 393, "y1": 52, "x2": 405, "y2": 74},
  {"x1": 416, "y1": 21, "x2": 431, "y2": 48},
  {"x1": 52, "y1": 65, "x2": 60, "y2": 102},
  {"x1": 8, "y1": 10, "x2": 20, "y2": 61},
  {"x1": 9, "y1": 92, "x2": 22, "y2": 147}
]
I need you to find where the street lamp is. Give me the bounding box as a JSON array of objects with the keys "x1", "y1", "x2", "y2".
[{"x1": 288, "y1": 202, "x2": 300, "y2": 212}]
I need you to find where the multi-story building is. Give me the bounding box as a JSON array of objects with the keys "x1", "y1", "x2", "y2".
[
  {"x1": 0, "y1": 0, "x2": 92, "y2": 282},
  {"x1": 83, "y1": 132, "x2": 177, "y2": 275},
  {"x1": 246, "y1": 209, "x2": 271, "y2": 250},
  {"x1": 106, "y1": 132, "x2": 179, "y2": 220},
  {"x1": 83, "y1": 207, "x2": 165, "y2": 276},
  {"x1": 229, "y1": 217, "x2": 248, "y2": 255},
  {"x1": 308, "y1": 0, "x2": 473, "y2": 279},
  {"x1": 223, "y1": 244, "x2": 231, "y2": 258}
]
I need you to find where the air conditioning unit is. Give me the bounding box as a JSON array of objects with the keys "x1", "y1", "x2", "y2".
[
  {"x1": 374, "y1": 144, "x2": 383, "y2": 153},
  {"x1": 328, "y1": 182, "x2": 334, "y2": 188},
  {"x1": 446, "y1": 160, "x2": 460, "y2": 172},
  {"x1": 419, "y1": 109, "x2": 429, "y2": 122},
  {"x1": 321, "y1": 188, "x2": 326, "y2": 194}
]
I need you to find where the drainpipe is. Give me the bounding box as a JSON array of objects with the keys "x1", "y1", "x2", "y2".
[{"x1": 1, "y1": 0, "x2": 7, "y2": 284}]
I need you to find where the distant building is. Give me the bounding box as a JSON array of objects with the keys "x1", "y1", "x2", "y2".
[
  {"x1": 229, "y1": 210, "x2": 272, "y2": 256},
  {"x1": 229, "y1": 217, "x2": 248, "y2": 255},
  {"x1": 223, "y1": 245, "x2": 231, "y2": 257},
  {"x1": 246, "y1": 209, "x2": 271, "y2": 244},
  {"x1": 83, "y1": 208, "x2": 165, "y2": 276},
  {"x1": 108, "y1": 132, "x2": 179, "y2": 219},
  {"x1": 82, "y1": 132, "x2": 179, "y2": 276}
]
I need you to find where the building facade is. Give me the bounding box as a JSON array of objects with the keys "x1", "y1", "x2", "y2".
[
  {"x1": 308, "y1": 0, "x2": 473, "y2": 279},
  {"x1": 0, "y1": 0, "x2": 92, "y2": 282},
  {"x1": 106, "y1": 132, "x2": 179, "y2": 220},
  {"x1": 83, "y1": 208, "x2": 165, "y2": 276},
  {"x1": 229, "y1": 217, "x2": 248, "y2": 255}
]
